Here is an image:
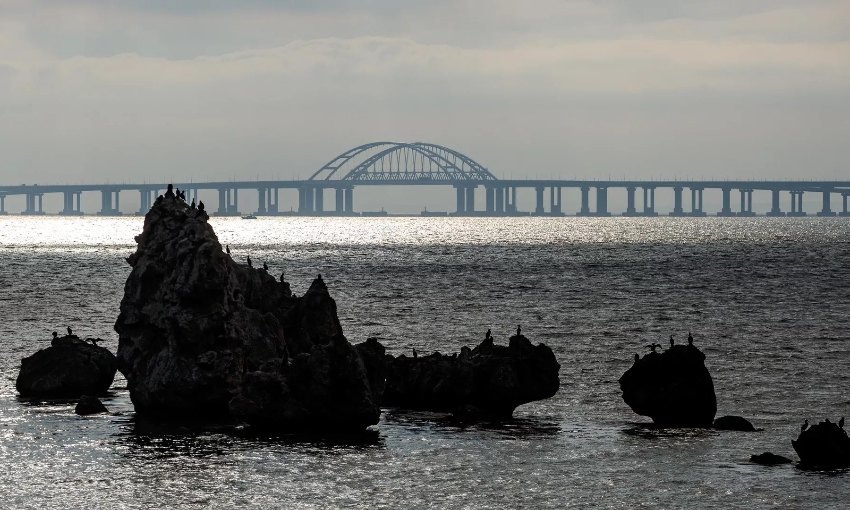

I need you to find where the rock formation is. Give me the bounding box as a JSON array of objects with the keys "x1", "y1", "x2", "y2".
[
  {"x1": 750, "y1": 452, "x2": 792, "y2": 465},
  {"x1": 382, "y1": 335, "x2": 560, "y2": 419},
  {"x1": 619, "y1": 345, "x2": 717, "y2": 427},
  {"x1": 714, "y1": 415, "x2": 756, "y2": 432},
  {"x1": 16, "y1": 335, "x2": 117, "y2": 398},
  {"x1": 114, "y1": 193, "x2": 381, "y2": 431},
  {"x1": 792, "y1": 419, "x2": 850, "y2": 468},
  {"x1": 75, "y1": 395, "x2": 109, "y2": 415}
]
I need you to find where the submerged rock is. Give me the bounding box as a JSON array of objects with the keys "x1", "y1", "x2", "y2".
[
  {"x1": 792, "y1": 420, "x2": 850, "y2": 468},
  {"x1": 619, "y1": 345, "x2": 717, "y2": 427},
  {"x1": 75, "y1": 395, "x2": 108, "y2": 415},
  {"x1": 16, "y1": 335, "x2": 117, "y2": 398},
  {"x1": 114, "y1": 193, "x2": 381, "y2": 431},
  {"x1": 750, "y1": 452, "x2": 793, "y2": 465},
  {"x1": 382, "y1": 335, "x2": 560, "y2": 419},
  {"x1": 714, "y1": 415, "x2": 756, "y2": 432}
]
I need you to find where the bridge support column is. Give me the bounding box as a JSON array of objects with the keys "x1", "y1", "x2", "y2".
[
  {"x1": 257, "y1": 188, "x2": 267, "y2": 215},
  {"x1": 737, "y1": 189, "x2": 755, "y2": 217},
  {"x1": 345, "y1": 187, "x2": 354, "y2": 214},
  {"x1": 623, "y1": 187, "x2": 637, "y2": 216},
  {"x1": 465, "y1": 186, "x2": 476, "y2": 213},
  {"x1": 595, "y1": 187, "x2": 610, "y2": 216},
  {"x1": 24, "y1": 193, "x2": 45, "y2": 215},
  {"x1": 670, "y1": 186, "x2": 685, "y2": 216},
  {"x1": 840, "y1": 192, "x2": 850, "y2": 217},
  {"x1": 98, "y1": 190, "x2": 120, "y2": 216},
  {"x1": 315, "y1": 187, "x2": 324, "y2": 214},
  {"x1": 455, "y1": 187, "x2": 465, "y2": 215},
  {"x1": 336, "y1": 188, "x2": 344, "y2": 213},
  {"x1": 0, "y1": 195, "x2": 6, "y2": 215},
  {"x1": 767, "y1": 189, "x2": 784, "y2": 216},
  {"x1": 535, "y1": 187, "x2": 544, "y2": 215},
  {"x1": 495, "y1": 187, "x2": 504, "y2": 214},
  {"x1": 717, "y1": 188, "x2": 734, "y2": 216},
  {"x1": 218, "y1": 189, "x2": 228, "y2": 215},
  {"x1": 511, "y1": 187, "x2": 517, "y2": 213},
  {"x1": 577, "y1": 187, "x2": 590, "y2": 216},
  {"x1": 223, "y1": 188, "x2": 240, "y2": 216},
  {"x1": 550, "y1": 187, "x2": 562, "y2": 215},
  {"x1": 817, "y1": 188, "x2": 836, "y2": 216},
  {"x1": 689, "y1": 188, "x2": 706, "y2": 216},
  {"x1": 137, "y1": 189, "x2": 152, "y2": 216},
  {"x1": 486, "y1": 187, "x2": 495, "y2": 214}
]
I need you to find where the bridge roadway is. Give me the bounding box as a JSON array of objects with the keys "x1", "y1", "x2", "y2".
[{"x1": 1, "y1": 179, "x2": 850, "y2": 217}]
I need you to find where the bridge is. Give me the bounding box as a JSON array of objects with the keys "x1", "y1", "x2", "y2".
[{"x1": 1, "y1": 141, "x2": 849, "y2": 217}]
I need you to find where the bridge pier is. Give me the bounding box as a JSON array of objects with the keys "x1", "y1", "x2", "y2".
[
  {"x1": 216, "y1": 188, "x2": 240, "y2": 216},
  {"x1": 345, "y1": 187, "x2": 354, "y2": 214},
  {"x1": 455, "y1": 187, "x2": 465, "y2": 215},
  {"x1": 817, "y1": 188, "x2": 836, "y2": 216},
  {"x1": 336, "y1": 188, "x2": 344, "y2": 213},
  {"x1": 689, "y1": 188, "x2": 706, "y2": 216},
  {"x1": 257, "y1": 188, "x2": 267, "y2": 215},
  {"x1": 841, "y1": 192, "x2": 850, "y2": 217},
  {"x1": 766, "y1": 189, "x2": 785, "y2": 217},
  {"x1": 465, "y1": 186, "x2": 476, "y2": 214},
  {"x1": 788, "y1": 191, "x2": 806, "y2": 216},
  {"x1": 738, "y1": 189, "x2": 755, "y2": 217},
  {"x1": 23, "y1": 192, "x2": 46, "y2": 215},
  {"x1": 623, "y1": 187, "x2": 637, "y2": 216},
  {"x1": 535, "y1": 187, "x2": 544, "y2": 215},
  {"x1": 670, "y1": 186, "x2": 685, "y2": 216},
  {"x1": 269, "y1": 188, "x2": 278, "y2": 214},
  {"x1": 595, "y1": 187, "x2": 611, "y2": 216},
  {"x1": 0, "y1": 195, "x2": 6, "y2": 215},
  {"x1": 97, "y1": 190, "x2": 121, "y2": 216},
  {"x1": 577, "y1": 186, "x2": 591, "y2": 216},
  {"x1": 642, "y1": 187, "x2": 657, "y2": 216},
  {"x1": 61, "y1": 191, "x2": 83, "y2": 216},
  {"x1": 550, "y1": 187, "x2": 563, "y2": 215},
  {"x1": 137, "y1": 189, "x2": 154, "y2": 215},
  {"x1": 717, "y1": 187, "x2": 734, "y2": 216},
  {"x1": 315, "y1": 187, "x2": 324, "y2": 214},
  {"x1": 486, "y1": 187, "x2": 495, "y2": 214},
  {"x1": 495, "y1": 187, "x2": 504, "y2": 213}
]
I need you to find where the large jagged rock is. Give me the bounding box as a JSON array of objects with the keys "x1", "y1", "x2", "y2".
[
  {"x1": 792, "y1": 420, "x2": 850, "y2": 468},
  {"x1": 16, "y1": 335, "x2": 117, "y2": 398},
  {"x1": 114, "y1": 193, "x2": 381, "y2": 430},
  {"x1": 619, "y1": 345, "x2": 717, "y2": 427},
  {"x1": 382, "y1": 335, "x2": 560, "y2": 418}
]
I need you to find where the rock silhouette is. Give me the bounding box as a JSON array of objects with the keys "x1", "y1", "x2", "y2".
[
  {"x1": 114, "y1": 192, "x2": 381, "y2": 431},
  {"x1": 714, "y1": 415, "x2": 756, "y2": 432},
  {"x1": 75, "y1": 395, "x2": 109, "y2": 415},
  {"x1": 750, "y1": 452, "x2": 793, "y2": 465},
  {"x1": 16, "y1": 335, "x2": 117, "y2": 398},
  {"x1": 792, "y1": 419, "x2": 850, "y2": 468},
  {"x1": 619, "y1": 344, "x2": 717, "y2": 427},
  {"x1": 382, "y1": 334, "x2": 560, "y2": 419}
]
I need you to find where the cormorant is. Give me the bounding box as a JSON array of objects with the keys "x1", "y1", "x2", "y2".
[
  {"x1": 645, "y1": 343, "x2": 662, "y2": 352},
  {"x1": 840, "y1": 417, "x2": 845, "y2": 429},
  {"x1": 247, "y1": 256, "x2": 252, "y2": 268},
  {"x1": 317, "y1": 273, "x2": 323, "y2": 281},
  {"x1": 485, "y1": 329, "x2": 491, "y2": 340},
  {"x1": 263, "y1": 262, "x2": 269, "y2": 271},
  {"x1": 634, "y1": 353, "x2": 640, "y2": 363},
  {"x1": 198, "y1": 201, "x2": 205, "y2": 212},
  {"x1": 67, "y1": 326, "x2": 73, "y2": 336},
  {"x1": 190, "y1": 198, "x2": 196, "y2": 209},
  {"x1": 801, "y1": 419, "x2": 809, "y2": 433},
  {"x1": 670, "y1": 335, "x2": 674, "y2": 348},
  {"x1": 52, "y1": 331, "x2": 58, "y2": 339},
  {"x1": 412, "y1": 348, "x2": 418, "y2": 359},
  {"x1": 688, "y1": 332, "x2": 694, "y2": 346},
  {"x1": 226, "y1": 244, "x2": 231, "y2": 255},
  {"x1": 175, "y1": 187, "x2": 180, "y2": 199},
  {"x1": 166, "y1": 184, "x2": 174, "y2": 196},
  {"x1": 517, "y1": 325, "x2": 522, "y2": 336},
  {"x1": 280, "y1": 272, "x2": 285, "y2": 283}
]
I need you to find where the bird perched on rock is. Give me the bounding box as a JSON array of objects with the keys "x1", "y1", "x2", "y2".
[
  {"x1": 688, "y1": 332, "x2": 694, "y2": 345},
  {"x1": 634, "y1": 353, "x2": 640, "y2": 363},
  {"x1": 247, "y1": 256, "x2": 252, "y2": 268},
  {"x1": 517, "y1": 324, "x2": 522, "y2": 336},
  {"x1": 317, "y1": 273, "x2": 323, "y2": 281},
  {"x1": 67, "y1": 326, "x2": 73, "y2": 336},
  {"x1": 669, "y1": 335, "x2": 674, "y2": 348},
  {"x1": 263, "y1": 262, "x2": 269, "y2": 271},
  {"x1": 52, "y1": 331, "x2": 58, "y2": 340},
  {"x1": 645, "y1": 343, "x2": 662, "y2": 352},
  {"x1": 190, "y1": 198, "x2": 196, "y2": 209},
  {"x1": 840, "y1": 417, "x2": 845, "y2": 429},
  {"x1": 801, "y1": 419, "x2": 809, "y2": 433},
  {"x1": 226, "y1": 244, "x2": 231, "y2": 255},
  {"x1": 166, "y1": 184, "x2": 174, "y2": 196},
  {"x1": 198, "y1": 201, "x2": 205, "y2": 212},
  {"x1": 485, "y1": 329, "x2": 491, "y2": 340},
  {"x1": 280, "y1": 272, "x2": 285, "y2": 283}
]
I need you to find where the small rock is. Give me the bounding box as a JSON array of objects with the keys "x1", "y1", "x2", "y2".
[
  {"x1": 17, "y1": 335, "x2": 117, "y2": 398},
  {"x1": 75, "y1": 395, "x2": 108, "y2": 415},
  {"x1": 714, "y1": 415, "x2": 756, "y2": 431},
  {"x1": 750, "y1": 452, "x2": 793, "y2": 465}
]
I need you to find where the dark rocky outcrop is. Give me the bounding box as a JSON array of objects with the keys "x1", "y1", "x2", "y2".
[
  {"x1": 792, "y1": 420, "x2": 850, "y2": 468},
  {"x1": 714, "y1": 415, "x2": 756, "y2": 432},
  {"x1": 619, "y1": 345, "x2": 717, "y2": 427},
  {"x1": 750, "y1": 452, "x2": 793, "y2": 465},
  {"x1": 16, "y1": 335, "x2": 117, "y2": 398},
  {"x1": 114, "y1": 193, "x2": 381, "y2": 431},
  {"x1": 382, "y1": 335, "x2": 560, "y2": 419},
  {"x1": 75, "y1": 395, "x2": 109, "y2": 415}
]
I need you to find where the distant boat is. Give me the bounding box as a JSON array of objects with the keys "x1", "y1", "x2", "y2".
[
  {"x1": 362, "y1": 208, "x2": 388, "y2": 217},
  {"x1": 241, "y1": 214, "x2": 257, "y2": 220}
]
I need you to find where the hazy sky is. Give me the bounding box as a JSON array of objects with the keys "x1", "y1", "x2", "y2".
[{"x1": 1, "y1": 0, "x2": 849, "y2": 192}]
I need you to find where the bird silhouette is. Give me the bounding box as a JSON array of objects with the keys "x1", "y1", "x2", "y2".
[
  {"x1": 67, "y1": 326, "x2": 72, "y2": 336},
  {"x1": 247, "y1": 256, "x2": 252, "y2": 268},
  {"x1": 645, "y1": 343, "x2": 663, "y2": 352},
  {"x1": 840, "y1": 417, "x2": 845, "y2": 429},
  {"x1": 801, "y1": 419, "x2": 809, "y2": 433},
  {"x1": 198, "y1": 201, "x2": 205, "y2": 212},
  {"x1": 226, "y1": 245, "x2": 231, "y2": 255},
  {"x1": 263, "y1": 262, "x2": 269, "y2": 271}
]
